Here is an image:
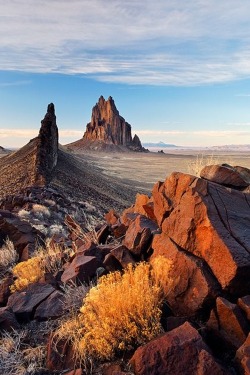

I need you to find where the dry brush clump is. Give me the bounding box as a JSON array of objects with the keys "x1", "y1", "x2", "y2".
[
  {"x1": 10, "y1": 240, "x2": 72, "y2": 293},
  {"x1": 187, "y1": 154, "x2": 219, "y2": 176},
  {"x1": 0, "y1": 238, "x2": 18, "y2": 277},
  {"x1": 10, "y1": 257, "x2": 45, "y2": 293},
  {"x1": 54, "y1": 257, "x2": 173, "y2": 366},
  {"x1": 0, "y1": 330, "x2": 45, "y2": 375}
]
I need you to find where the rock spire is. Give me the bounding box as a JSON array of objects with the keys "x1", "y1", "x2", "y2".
[
  {"x1": 83, "y1": 96, "x2": 144, "y2": 151},
  {"x1": 36, "y1": 103, "x2": 58, "y2": 184}
]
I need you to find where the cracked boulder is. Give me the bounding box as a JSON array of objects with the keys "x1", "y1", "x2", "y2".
[
  {"x1": 200, "y1": 164, "x2": 250, "y2": 189},
  {"x1": 7, "y1": 283, "x2": 55, "y2": 323},
  {"x1": 130, "y1": 322, "x2": 229, "y2": 375},
  {"x1": 123, "y1": 214, "x2": 159, "y2": 257},
  {"x1": 154, "y1": 172, "x2": 250, "y2": 295},
  {"x1": 151, "y1": 233, "x2": 220, "y2": 317},
  {"x1": 207, "y1": 297, "x2": 249, "y2": 349}
]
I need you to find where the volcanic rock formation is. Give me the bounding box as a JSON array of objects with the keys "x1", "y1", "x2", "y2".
[
  {"x1": 0, "y1": 103, "x2": 58, "y2": 197},
  {"x1": 67, "y1": 96, "x2": 145, "y2": 152}
]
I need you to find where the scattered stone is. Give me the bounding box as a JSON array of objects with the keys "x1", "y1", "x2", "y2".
[
  {"x1": 130, "y1": 321, "x2": 228, "y2": 375},
  {"x1": 61, "y1": 254, "x2": 100, "y2": 284},
  {"x1": 0, "y1": 275, "x2": 13, "y2": 306},
  {"x1": 7, "y1": 283, "x2": 55, "y2": 322},
  {"x1": 96, "y1": 224, "x2": 110, "y2": 244},
  {"x1": 207, "y1": 297, "x2": 249, "y2": 349},
  {"x1": 123, "y1": 214, "x2": 158, "y2": 257},
  {"x1": 159, "y1": 172, "x2": 250, "y2": 294},
  {"x1": 47, "y1": 333, "x2": 76, "y2": 372},
  {"x1": 0, "y1": 306, "x2": 20, "y2": 331},
  {"x1": 34, "y1": 290, "x2": 65, "y2": 321},
  {"x1": 236, "y1": 334, "x2": 250, "y2": 374},
  {"x1": 105, "y1": 209, "x2": 119, "y2": 226},
  {"x1": 103, "y1": 253, "x2": 123, "y2": 272},
  {"x1": 151, "y1": 233, "x2": 220, "y2": 316},
  {"x1": 238, "y1": 296, "x2": 250, "y2": 321}
]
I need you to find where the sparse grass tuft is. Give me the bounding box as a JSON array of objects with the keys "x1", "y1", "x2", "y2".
[
  {"x1": 187, "y1": 154, "x2": 219, "y2": 177},
  {"x1": 0, "y1": 238, "x2": 18, "y2": 276},
  {"x1": 32, "y1": 204, "x2": 51, "y2": 219},
  {"x1": 0, "y1": 322, "x2": 53, "y2": 374}
]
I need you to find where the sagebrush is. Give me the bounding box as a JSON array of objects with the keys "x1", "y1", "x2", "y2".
[{"x1": 54, "y1": 257, "x2": 173, "y2": 364}]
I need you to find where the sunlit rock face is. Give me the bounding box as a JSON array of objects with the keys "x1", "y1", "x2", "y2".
[{"x1": 83, "y1": 95, "x2": 144, "y2": 151}]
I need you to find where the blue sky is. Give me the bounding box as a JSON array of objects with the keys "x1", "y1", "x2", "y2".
[{"x1": 1, "y1": 0, "x2": 250, "y2": 147}]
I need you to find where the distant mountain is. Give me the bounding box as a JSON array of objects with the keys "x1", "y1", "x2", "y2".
[
  {"x1": 208, "y1": 144, "x2": 250, "y2": 151},
  {"x1": 142, "y1": 141, "x2": 179, "y2": 149}
]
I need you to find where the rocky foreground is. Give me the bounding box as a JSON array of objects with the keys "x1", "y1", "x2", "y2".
[{"x1": 1, "y1": 103, "x2": 250, "y2": 374}]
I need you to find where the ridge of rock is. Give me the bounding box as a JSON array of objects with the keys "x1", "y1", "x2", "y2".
[
  {"x1": 35, "y1": 103, "x2": 58, "y2": 185},
  {"x1": 67, "y1": 96, "x2": 145, "y2": 152},
  {"x1": 0, "y1": 103, "x2": 58, "y2": 197}
]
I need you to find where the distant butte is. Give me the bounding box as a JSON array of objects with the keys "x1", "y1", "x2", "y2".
[{"x1": 67, "y1": 96, "x2": 146, "y2": 152}]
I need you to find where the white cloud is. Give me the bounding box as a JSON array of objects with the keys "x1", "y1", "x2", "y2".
[
  {"x1": 136, "y1": 130, "x2": 186, "y2": 136},
  {"x1": 0, "y1": 129, "x2": 83, "y2": 139},
  {"x1": 0, "y1": 129, "x2": 37, "y2": 138},
  {"x1": 1, "y1": 1, "x2": 250, "y2": 85},
  {"x1": 0, "y1": 80, "x2": 31, "y2": 87}
]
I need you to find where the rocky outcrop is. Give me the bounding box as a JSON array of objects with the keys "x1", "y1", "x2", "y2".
[
  {"x1": 35, "y1": 103, "x2": 58, "y2": 185},
  {"x1": 68, "y1": 96, "x2": 145, "y2": 152},
  {"x1": 130, "y1": 322, "x2": 229, "y2": 375},
  {"x1": 0, "y1": 103, "x2": 58, "y2": 198},
  {"x1": 200, "y1": 164, "x2": 250, "y2": 189}
]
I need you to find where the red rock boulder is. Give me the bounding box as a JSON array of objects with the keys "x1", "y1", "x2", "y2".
[
  {"x1": 123, "y1": 214, "x2": 159, "y2": 257},
  {"x1": 157, "y1": 172, "x2": 250, "y2": 294},
  {"x1": 130, "y1": 321, "x2": 229, "y2": 375},
  {"x1": 200, "y1": 164, "x2": 250, "y2": 189},
  {"x1": 151, "y1": 233, "x2": 220, "y2": 316},
  {"x1": 207, "y1": 297, "x2": 249, "y2": 349}
]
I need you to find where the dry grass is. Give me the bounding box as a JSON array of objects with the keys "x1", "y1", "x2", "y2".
[
  {"x1": 54, "y1": 258, "x2": 173, "y2": 367},
  {"x1": 187, "y1": 154, "x2": 219, "y2": 177},
  {"x1": 11, "y1": 240, "x2": 72, "y2": 292},
  {"x1": 18, "y1": 204, "x2": 51, "y2": 226},
  {"x1": 34, "y1": 239, "x2": 72, "y2": 275},
  {"x1": 0, "y1": 329, "x2": 46, "y2": 375},
  {"x1": 61, "y1": 281, "x2": 90, "y2": 315},
  {"x1": 0, "y1": 238, "x2": 18, "y2": 276},
  {"x1": 10, "y1": 257, "x2": 45, "y2": 293},
  {"x1": 65, "y1": 214, "x2": 99, "y2": 245},
  {"x1": 32, "y1": 204, "x2": 51, "y2": 219}
]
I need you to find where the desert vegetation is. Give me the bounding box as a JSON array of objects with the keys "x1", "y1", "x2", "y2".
[
  {"x1": 0, "y1": 238, "x2": 18, "y2": 277},
  {"x1": 54, "y1": 258, "x2": 173, "y2": 366}
]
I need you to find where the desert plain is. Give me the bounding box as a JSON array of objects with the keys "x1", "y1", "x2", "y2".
[{"x1": 74, "y1": 148, "x2": 250, "y2": 195}]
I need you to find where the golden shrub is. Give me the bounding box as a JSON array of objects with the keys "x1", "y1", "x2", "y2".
[
  {"x1": 10, "y1": 257, "x2": 45, "y2": 293},
  {"x1": 150, "y1": 255, "x2": 175, "y2": 297},
  {"x1": 65, "y1": 259, "x2": 173, "y2": 362}
]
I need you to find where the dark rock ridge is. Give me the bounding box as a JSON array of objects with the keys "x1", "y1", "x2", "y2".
[
  {"x1": 36, "y1": 103, "x2": 58, "y2": 184},
  {"x1": 0, "y1": 103, "x2": 58, "y2": 197},
  {"x1": 67, "y1": 96, "x2": 145, "y2": 152}
]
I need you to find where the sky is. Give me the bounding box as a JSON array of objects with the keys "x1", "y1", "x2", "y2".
[{"x1": 1, "y1": 1, "x2": 250, "y2": 148}]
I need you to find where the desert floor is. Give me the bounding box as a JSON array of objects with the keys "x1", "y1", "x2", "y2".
[{"x1": 77, "y1": 150, "x2": 250, "y2": 194}]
